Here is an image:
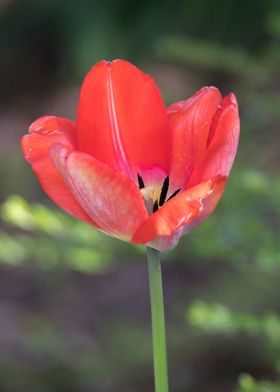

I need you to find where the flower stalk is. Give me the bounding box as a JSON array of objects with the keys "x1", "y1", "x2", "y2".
[{"x1": 147, "y1": 247, "x2": 169, "y2": 392}]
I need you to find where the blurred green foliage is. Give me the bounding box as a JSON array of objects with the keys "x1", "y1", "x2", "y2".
[
  {"x1": 0, "y1": 0, "x2": 279, "y2": 95},
  {"x1": 174, "y1": 168, "x2": 280, "y2": 271},
  {"x1": 1, "y1": 195, "x2": 144, "y2": 272},
  {"x1": 237, "y1": 374, "x2": 280, "y2": 392},
  {"x1": 0, "y1": 0, "x2": 280, "y2": 390},
  {"x1": 157, "y1": 37, "x2": 271, "y2": 83},
  {"x1": 1, "y1": 165, "x2": 280, "y2": 390},
  {"x1": 2, "y1": 167, "x2": 280, "y2": 271},
  {"x1": 187, "y1": 301, "x2": 280, "y2": 341}
]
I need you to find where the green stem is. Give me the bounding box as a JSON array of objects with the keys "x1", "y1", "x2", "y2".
[{"x1": 147, "y1": 247, "x2": 169, "y2": 392}]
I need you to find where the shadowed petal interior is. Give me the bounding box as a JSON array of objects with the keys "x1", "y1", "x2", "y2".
[{"x1": 132, "y1": 176, "x2": 226, "y2": 250}]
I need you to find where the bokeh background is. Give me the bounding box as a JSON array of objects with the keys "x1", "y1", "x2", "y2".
[{"x1": 0, "y1": 0, "x2": 280, "y2": 391}]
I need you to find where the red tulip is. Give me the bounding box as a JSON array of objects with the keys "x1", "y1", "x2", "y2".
[{"x1": 21, "y1": 60, "x2": 239, "y2": 251}]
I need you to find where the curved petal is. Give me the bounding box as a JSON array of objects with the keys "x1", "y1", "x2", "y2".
[
  {"x1": 189, "y1": 94, "x2": 240, "y2": 186},
  {"x1": 21, "y1": 116, "x2": 95, "y2": 225},
  {"x1": 181, "y1": 175, "x2": 226, "y2": 231},
  {"x1": 132, "y1": 176, "x2": 226, "y2": 251},
  {"x1": 49, "y1": 145, "x2": 148, "y2": 241},
  {"x1": 168, "y1": 87, "x2": 222, "y2": 191},
  {"x1": 77, "y1": 60, "x2": 171, "y2": 178}
]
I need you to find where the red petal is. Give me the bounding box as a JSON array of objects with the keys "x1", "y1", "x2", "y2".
[
  {"x1": 132, "y1": 176, "x2": 226, "y2": 250},
  {"x1": 21, "y1": 116, "x2": 95, "y2": 225},
  {"x1": 168, "y1": 87, "x2": 222, "y2": 191},
  {"x1": 77, "y1": 60, "x2": 170, "y2": 178},
  {"x1": 189, "y1": 94, "x2": 240, "y2": 186},
  {"x1": 50, "y1": 146, "x2": 148, "y2": 241},
  {"x1": 182, "y1": 175, "x2": 226, "y2": 230}
]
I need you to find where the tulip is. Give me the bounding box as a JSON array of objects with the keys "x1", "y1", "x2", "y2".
[
  {"x1": 21, "y1": 59, "x2": 239, "y2": 392},
  {"x1": 21, "y1": 59, "x2": 239, "y2": 252}
]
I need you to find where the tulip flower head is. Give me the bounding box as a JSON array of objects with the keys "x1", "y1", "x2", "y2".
[{"x1": 22, "y1": 60, "x2": 239, "y2": 251}]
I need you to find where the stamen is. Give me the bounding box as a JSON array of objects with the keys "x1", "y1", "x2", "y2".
[
  {"x1": 153, "y1": 200, "x2": 159, "y2": 213},
  {"x1": 167, "y1": 188, "x2": 181, "y2": 201},
  {"x1": 159, "y1": 176, "x2": 169, "y2": 206},
  {"x1": 137, "y1": 173, "x2": 145, "y2": 189}
]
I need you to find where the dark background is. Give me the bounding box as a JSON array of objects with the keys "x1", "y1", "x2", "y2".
[{"x1": 0, "y1": 0, "x2": 280, "y2": 391}]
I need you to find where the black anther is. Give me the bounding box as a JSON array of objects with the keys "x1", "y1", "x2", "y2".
[
  {"x1": 137, "y1": 173, "x2": 145, "y2": 189},
  {"x1": 153, "y1": 200, "x2": 159, "y2": 213},
  {"x1": 167, "y1": 188, "x2": 181, "y2": 202},
  {"x1": 159, "y1": 176, "x2": 169, "y2": 206}
]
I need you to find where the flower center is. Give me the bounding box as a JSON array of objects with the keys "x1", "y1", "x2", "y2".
[{"x1": 137, "y1": 174, "x2": 181, "y2": 215}]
